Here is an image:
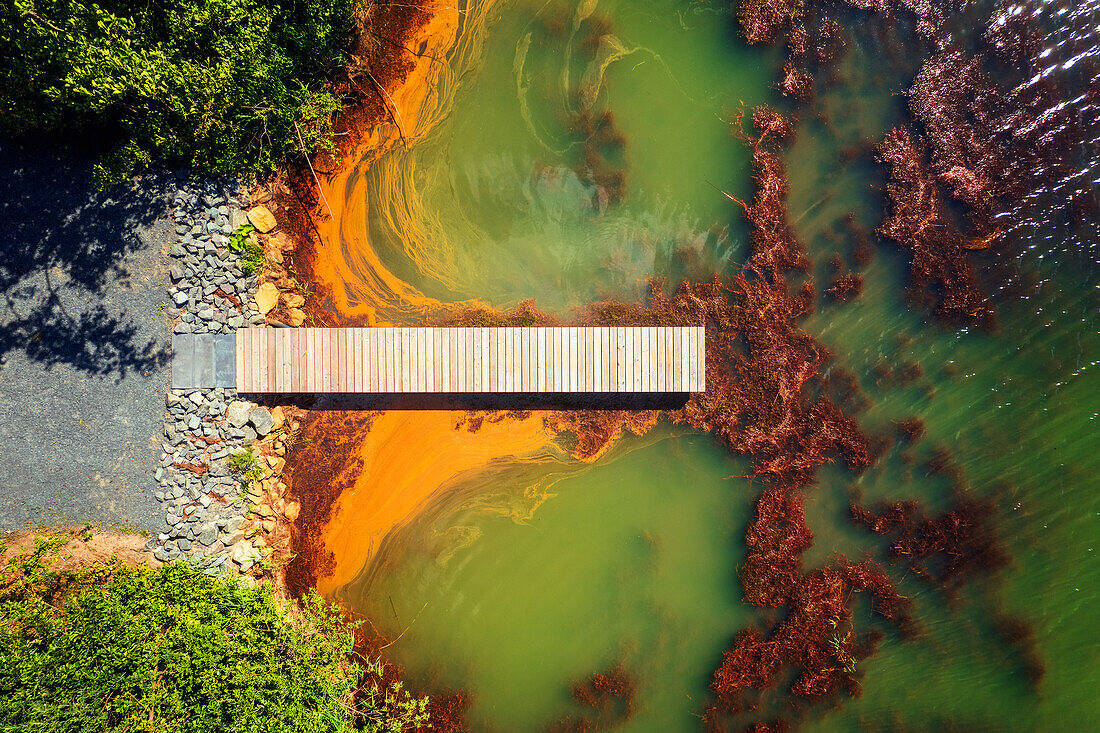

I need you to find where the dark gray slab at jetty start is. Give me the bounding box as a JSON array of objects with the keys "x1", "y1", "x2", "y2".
[{"x1": 173, "y1": 334, "x2": 236, "y2": 390}]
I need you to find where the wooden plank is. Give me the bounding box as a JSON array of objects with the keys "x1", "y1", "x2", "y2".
[
  {"x1": 493, "y1": 328, "x2": 503, "y2": 392},
  {"x1": 330, "y1": 329, "x2": 340, "y2": 393},
  {"x1": 505, "y1": 328, "x2": 514, "y2": 393},
  {"x1": 419, "y1": 328, "x2": 428, "y2": 392},
  {"x1": 435, "y1": 329, "x2": 445, "y2": 393},
  {"x1": 422, "y1": 328, "x2": 431, "y2": 392},
  {"x1": 534, "y1": 328, "x2": 544, "y2": 392},
  {"x1": 363, "y1": 329, "x2": 373, "y2": 392},
  {"x1": 338, "y1": 328, "x2": 348, "y2": 393},
  {"x1": 565, "y1": 327, "x2": 572, "y2": 392},
  {"x1": 451, "y1": 328, "x2": 458, "y2": 392},
  {"x1": 686, "y1": 327, "x2": 697, "y2": 392},
  {"x1": 649, "y1": 328, "x2": 658, "y2": 392},
  {"x1": 600, "y1": 327, "x2": 609, "y2": 392},
  {"x1": 519, "y1": 328, "x2": 528, "y2": 392},
  {"x1": 543, "y1": 328, "x2": 553, "y2": 391},
  {"x1": 298, "y1": 328, "x2": 308, "y2": 392},
  {"x1": 255, "y1": 328, "x2": 267, "y2": 393},
  {"x1": 371, "y1": 329, "x2": 378, "y2": 392},
  {"x1": 237, "y1": 328, "x2": 249, "y2": 392},
  {"x1": 241, "y1": 329, "x2": 251, "y2": 393},
  {"x1": 235, "y1": 329, "x2": 247, "y2": 392},
  {"x1": 601, "y1": 327, "x2": 610, "y2": 392},
  {"x1": 571, "y1": 327, "x2": 580, "y2": 392},
  {"x1": 695, "y1": 326, "x2": 706, "y2": 391},
  {"x1": 348, "y1": 327, "x2": 355, "y2": 392},
  {"x1": 315, "y1": 329, "x2": 325, "y2": 394},
  {"x1": 513, "y1": 327, "x2": 522, "y2": 393},
  {"x1": 262, "y1": 328, "x2": 273, "y2": 393},
  {"x1": 397, "y1": 327, "x2": 405, "y2": 392},
  {"x1": 470, "y1": 327, "x2": 479, "y2": 392},
  {"x1": 313, "y1": 328, "x2": 322, "y2": 393},
  {"x1": 500, "y1": 328, "x2": 510, "y2": 393},
  {"x1": 285, "y1": 329, "x2": 295, "y2": 392},
  {"x1": 378, "y1": 329, "x2": 388, "y2": 392},
  {"x1": 352, "y1": 329, "x2": 362, "y2": 392},
  {"x1": 667, "y1": 328, "x2": 677, "y2": 392},
  {"x1": 300, "y1": 328, "x2": 310, "y2": 393},
  {"x1": 468, "y1": 328, "x2": 479, "y2": 392},
  {"x1": 454, "y1": 328, "x2": 464, "y2": 392},
  {"x1": 624, "y1": 325, "x2": 633, "y2": 392},
  {"x1": 658, "y1": 328, "x2": 666, "y2": 391},
  {"x1": 580, "y1": 327, "x2": 587, "y2": 393},
  {"x1": 295, "y1": 328, "x2": 305, "y2": 392},
  {"x1": 587, "y1": 328, "x2": 595, "y2": 392},
  {"x1": 324, "y1": 329, "x2": 333, "y2": 393},
  {"x1": 275, "y1": 329, "x2": 286, "y2": 392}
]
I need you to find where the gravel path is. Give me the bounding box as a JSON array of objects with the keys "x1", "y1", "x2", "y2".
[{"x1": 0, "y1": 145, "x2": 173, "y2": 532}]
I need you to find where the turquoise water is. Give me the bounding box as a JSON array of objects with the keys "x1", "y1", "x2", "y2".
[{"x1": 329, "y1": 0, "x2": 1100, "y2": 729}]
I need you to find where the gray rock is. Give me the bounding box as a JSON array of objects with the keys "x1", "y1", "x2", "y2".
[
  {"x1": 241, "y1": 425, "x2": 257, "y2": 444},
  {"x1": 173, "y1": 290, "x2": 189, "y2": 305},
  {"x1": 197, "y1": 524, "x2": 219, "y2": 547},
  {"x1": 153, "y1": 547, "x2": 171, "y2": 562},
  {"x1": 226, "y1": 401, "x2": 252, "y2": 428},
  {"x1": 170, "y1": 265, "x2": 186, "y2": 282},
  {"x1": 231, "y1": 540, "x2": 260, "y2": 568},
  {"x1": 186, "y1": 414, "x2": 201, "y2": 430},
  {"x1": 248, "y1": 407, "x2": 274, "y2": 436},
  {"x1": 197, "y1": 308, "x2": 214, "y2": 321}
]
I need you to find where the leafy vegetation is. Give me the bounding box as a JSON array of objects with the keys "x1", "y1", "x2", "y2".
[
  {"x1": 0, "y1": 0, "x2": 356, "y2": 185},
  {"x1": 0, "y1": 535, "x2": 429, "y2": 731},
  {"x1": 228, "y1": 445, "x2": 265, "y2": 480},
  {"x1": 229, "y1": 223, "x2": 265, "y2": 275}
]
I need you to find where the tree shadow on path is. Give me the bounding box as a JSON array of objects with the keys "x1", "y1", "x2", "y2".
[{"x1": 0, "y1": 143, "x2": 171, "y2": 377}]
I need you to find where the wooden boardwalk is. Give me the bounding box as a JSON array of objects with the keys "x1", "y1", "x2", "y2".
[{"x1": 234, "y1": 327, "x2": 704, "y2": 393}]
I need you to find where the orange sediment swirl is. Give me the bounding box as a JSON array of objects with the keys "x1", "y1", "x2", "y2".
[
  {"x1": 310, "y1": 1, "x2": 505, "y2": 325},
  {"x1": 315, "y1": 410, "x2": 558, "y2": 597}
]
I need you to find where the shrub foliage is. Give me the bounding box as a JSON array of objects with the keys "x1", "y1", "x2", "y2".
[
  {"x1": 0, "y1": 538, "x2": 426, "y2": 731},
  {"x1": 0, "y1": 0, "x2": 356, "y2": 184}
]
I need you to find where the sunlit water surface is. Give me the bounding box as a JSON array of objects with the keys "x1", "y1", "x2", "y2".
[{"x1": 328, "y1": 0, "x2": 1100, "y2": 729}]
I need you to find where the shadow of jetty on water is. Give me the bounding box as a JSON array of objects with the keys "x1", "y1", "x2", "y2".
[{"x1": 249, "y1": 392, "x2": 691, "y2": 412}]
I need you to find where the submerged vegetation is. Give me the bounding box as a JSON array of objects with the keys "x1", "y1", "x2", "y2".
[{"x1": 0, "y1": 531, "x2": 428, "y2": 731}]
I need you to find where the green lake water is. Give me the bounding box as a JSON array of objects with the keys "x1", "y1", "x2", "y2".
[{"x1": 333, "y1": 0, "x2": 1100, "y2": 729}]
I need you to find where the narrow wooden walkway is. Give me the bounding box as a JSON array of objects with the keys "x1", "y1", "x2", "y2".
[{"x1": 234, "y1": 327, "x2": 704, "y2": 393}]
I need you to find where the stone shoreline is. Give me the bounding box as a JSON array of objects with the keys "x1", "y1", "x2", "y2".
[{"x1": 150, "y1": 176, "x2": 296, "y2": 574}]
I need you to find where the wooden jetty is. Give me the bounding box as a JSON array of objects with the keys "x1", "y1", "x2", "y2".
[{"x1": 174, "y1": 326, "x2": 705, "y2": 393}]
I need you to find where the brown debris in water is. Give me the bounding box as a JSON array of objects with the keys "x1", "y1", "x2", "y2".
[
  {"x1": 877, "y1": 126, "x2": 995, "y2": 327},
  {"x1": 850, "y1": 496, "x2": 1009, "y2": 593},
  {"x1": 551, "y1": 665, "x2": 636, "y2": 732}
]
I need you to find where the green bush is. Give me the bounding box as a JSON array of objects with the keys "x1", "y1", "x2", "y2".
[
  {"x1": 0, "y1": 550, "x2": 428, "y2": 732},
  {"x1": 229, "y1": 223, "x2": 266, "y2": 275},
  {"x1": 0, "y1": 0, "x2": 355, "y2": 185}
]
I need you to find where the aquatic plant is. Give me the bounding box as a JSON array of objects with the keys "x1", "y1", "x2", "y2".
[
  {"x1": 551, "y1": 665, "x2": 636, "y2": 732},
  {"x1": 877, "y1": 127, "x2": 996, "y2": 327},
  {"x1": 850, "y1": 496, "x2": 1009, "y2": 593}
]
